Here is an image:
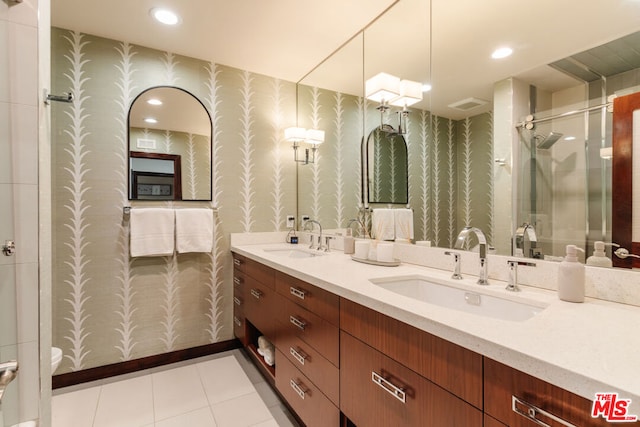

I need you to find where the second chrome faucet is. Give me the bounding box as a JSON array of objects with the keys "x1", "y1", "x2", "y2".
[{"x1": 453, "y1": 226, "x2": 489, "y2": 285}]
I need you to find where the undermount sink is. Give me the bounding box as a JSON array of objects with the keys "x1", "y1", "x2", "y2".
[
  {"x1": 370, "y1": 275, "x2": 547, "y2": 322},
  {"x1": 263, "y1": 248, "x2": 324, "y2": 259}
]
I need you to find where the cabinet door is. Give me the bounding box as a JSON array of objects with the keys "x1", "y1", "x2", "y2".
[
  {"x1": 276, "y1": 349, "x2": 340, "y2": 427},
  {"x1": 484, "y1": 358, "x2": 627, "y2": 427},
  {"x1": 340, "y1": 331, "x2": 482, "y2": 427},
  {"x1": 341, "y1": 298, "x2": 482, "y2": 408}
]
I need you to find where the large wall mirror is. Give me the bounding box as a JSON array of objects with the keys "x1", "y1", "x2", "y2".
[
  {"x1": 295, "y1": 0, "x2": 640, "y2": 270},
  {"x1": 128, "y1": 86, "x2": 212, "y2": 201}
]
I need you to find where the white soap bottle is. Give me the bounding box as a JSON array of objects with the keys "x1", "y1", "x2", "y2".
[
  {"x1": 557, "y1": 244, "x2": 586, "y2": 303},
  {"x1": 586, "y1": 241, "x2": 613, "y2": 268},
  {"x1": 343, "y1": 228, "x2": 355, "y2": 255}
]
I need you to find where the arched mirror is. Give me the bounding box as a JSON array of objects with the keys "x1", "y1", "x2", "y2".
[
  {"x1": 365, "y1": 124, "x2": 409, "y2": 205},
  {"x1": 128, "y1": 86, "x2": 212, "y2": 201}
]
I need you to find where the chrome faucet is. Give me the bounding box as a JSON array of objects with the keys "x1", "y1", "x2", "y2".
[
  {"x1": 303, "y1": 220, "x2": 323, "y2": 250},
  {"x1": 515, "y1": 223, "x2": 540, "y2": 259},
  {"x1": 444, "y1": 251, "x2": 463, "y2": 280},
  {"x1": 453, "y1": 226, "x2": 489, "y2": 285},
  {"x1": 506, "y1": 260, "x2": 536, "y2": 292}
]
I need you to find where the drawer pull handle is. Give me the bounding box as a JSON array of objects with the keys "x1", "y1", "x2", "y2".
[
  {"x1": 233, "y1": 258, "x2": 242, "y2": 266},
  {"x1": 233, "y1": 277, "x2": 242, "y2": 286},
  {"x1": 512, "y1": 396, "x2": 576, "y2": 427},
  {"x1": 290, "y1": 379, "x2": 306, "y2": 400},
  {"x1": 289, "y1": 315, "x2": 306, "y2": 330},
  {"x1": 233, "y1": 297, "x2": 241, "y2": 306},
  {"x1": 233, "y1": 316, "x2": 242, "y2": 327},
  {"x1": 289, "y1": 347, "x2": 307, "y2": 366},
  {"x1": 250, "y1": 289, "x2": 262, "y2": 300},
  {"x1": 371, "y1": 371, "x2": 406, "y2": 403},
  {"x1": 290, "y1": 287, "x2": 306, "y2": 300}
]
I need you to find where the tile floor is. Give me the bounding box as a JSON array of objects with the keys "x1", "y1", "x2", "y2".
[{"x1": 52, "y1": 349, "x2": 300, "y2": 427}]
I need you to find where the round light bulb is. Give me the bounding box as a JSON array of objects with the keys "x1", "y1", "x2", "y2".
[
  {"x1": 491, "y1": 47, "x2": 513, "y2": 59},
  {"x1": 144, "y1": 117, "x2": 158, "y2": 124},
  {"x1": 151, "y1": 8, "x2": 180, "y2": 26}
]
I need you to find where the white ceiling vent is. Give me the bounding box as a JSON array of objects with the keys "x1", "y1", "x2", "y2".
[{"x1": 448, "y1": 97, "x2": 488, "y2": 111}]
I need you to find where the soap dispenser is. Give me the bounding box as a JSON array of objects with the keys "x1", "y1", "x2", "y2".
[
  {"x1": 557, "y1": 244, "x2": 585, "y2": 303},
  {"x1": 586, "y1": 241, "x2": 612, "y2": 268}
]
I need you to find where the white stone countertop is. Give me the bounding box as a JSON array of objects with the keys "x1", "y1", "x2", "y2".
[{"x1": 231, "y1": 241, "x2": 640, "y2": 414}]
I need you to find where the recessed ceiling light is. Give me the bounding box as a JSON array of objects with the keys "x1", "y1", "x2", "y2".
[
  {"x1": 422, "y1": 84, "x2": 432, "y2": 92},
  {"x1": 144, "y1": 117, "x2": 158, "y2": 124},
  {"x1": 564, "y1": 136, "x2": 576, "y2": 141},
  {"x1": 147, "y1": 99, "x2": 163, "y2": 106},
  {"x1": 150, "y1": 8, "x2": 180, "y2": 25},
  {"x1": 491, "y1": 47, "x2": 513, "y2": 59}
]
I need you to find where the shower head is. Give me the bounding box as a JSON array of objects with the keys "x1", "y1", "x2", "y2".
[{"x1": 536, "y1": 131, "x2": 564, "y2": 149}]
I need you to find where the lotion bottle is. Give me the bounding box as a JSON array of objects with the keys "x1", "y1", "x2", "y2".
[
  {"x1": 557, "y1": 244, "x2": 585, "y2": 303},
  {"x1": 586, "y1": 241, "x2": 613, "y2": 268}
]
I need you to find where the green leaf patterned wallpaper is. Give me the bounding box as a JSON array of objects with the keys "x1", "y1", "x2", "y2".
[{"x1": 51, "y1": 27, "x2": 493, "y2": 374}]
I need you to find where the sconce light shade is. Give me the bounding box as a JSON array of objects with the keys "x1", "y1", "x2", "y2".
[
  {"x1": 389, "y1": 79, "x2": 423, "y2": 107},
  {"x1": 284, "y1": 127, "x2": 307, "y2": 142},
  {"x1": 366, "y1": 72, "x2": 400, "y2": 103},
  {"x1": 305, "y1": 129, "x2": 325, "y2": 145}
]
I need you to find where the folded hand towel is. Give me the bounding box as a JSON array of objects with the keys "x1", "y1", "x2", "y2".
[
  {"x1": 130, "y1": 208, "x2": 175, "y2": 257},
  {"x1": 372, "y1": 208, "x2": 395, "y2": 241},
  {"x1": 394, "y1": 208, "x2": 414, "y2": 241},
  {"x1": 175, "y1": 208, "x2": 213, "y2": 253}
]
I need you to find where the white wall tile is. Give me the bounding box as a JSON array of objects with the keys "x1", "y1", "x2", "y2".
[
  {"x1": 0, "y1": 21, "x2": 38, "y2": 106},
  {"x1": 16, "y1": 339, "x2": 39, "y2": 421},
  {"x1": 13, "y1": 183, "x2": 38, "y2": 264},
  {"x1": 0, "y1": 264, "x2": 17, "y2": 346},
  {"x1": 0, "y1": 0, "x2": 38, "y2": 28},
  {"x1": 16, "y1": 261, "x2": 38, "y2": 343}
]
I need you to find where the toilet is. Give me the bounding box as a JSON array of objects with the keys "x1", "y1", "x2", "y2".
[{"x1": 51, "y1": 347, "x2": 62, "y2": 374}]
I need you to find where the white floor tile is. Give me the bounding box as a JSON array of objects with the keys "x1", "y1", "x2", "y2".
[
  {"x1": 211, "y1": 392, "x2": 273, "y2": 427},
  {"x1": 152, "y1": 364, "x2": 209, "y2": 422},
  {"x1": 155, "y1": 407, "x2": 217, "y2": 427},
  {"x1": 93, "y1": 375, "x2": 154, "y2": 427},
  {"x1": 251, "y1": 419, "x2": 279, "y2": 427},
  {"x1": 197, "y1": 356, "x2": 256, "y2": 404},
  {"x1": 52, "y1": 386, "x2": 100, "y2": 427}
]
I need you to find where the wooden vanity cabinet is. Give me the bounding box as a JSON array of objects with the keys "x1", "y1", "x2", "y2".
[
  {"x1": 484, "y1": 358, "x2": 625, "y2": 427},
  {"x1": 232, "y1": 254, "x2": 277, "y2": 380}
]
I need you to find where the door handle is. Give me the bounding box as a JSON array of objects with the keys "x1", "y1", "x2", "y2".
[{"x1": 0, "y1": 360, "x2": 19, "y2": 403}]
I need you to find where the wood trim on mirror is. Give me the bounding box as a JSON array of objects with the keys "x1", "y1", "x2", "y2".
[
  {"x1": 612, "y1": 92, "x2": 640, "y2": 268},
  {"x1": 130, "y1": 151, "x2": 182, "y2": 201}
]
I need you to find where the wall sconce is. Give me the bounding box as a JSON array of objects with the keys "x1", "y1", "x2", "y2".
[
  {"x1": 365, "y1": 72, "x2": 423, "y2": 134},
  {"x1": 285, "y1": 127, "x2": 325, "y2": 165}
]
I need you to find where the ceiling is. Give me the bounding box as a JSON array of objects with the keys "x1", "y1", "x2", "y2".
[{"x1": 52, "y1": 0, "x2": 640, "y2": 120}]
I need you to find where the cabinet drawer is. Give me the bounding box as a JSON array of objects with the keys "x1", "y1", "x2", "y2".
[
  {"x1": 276, "y1": 349, "x2": 340, "y2": 427},
  {"x1": 340, "y1": 331, "x2": 482, "y2": 427},
  {"x1": 275, "y1": 272, "x2": 339, "y2": 326},
  {"x1": 233, "y1": 312, "x2": 246, "y2": 345},
  {"x1": 244, "y1": 277, "x2": 276, "y2": 339},
  {"x1": 274, "y1": 294, "x2": 339, "y2": 367},
  {"x1": 233, "y1": 269, "x2": 246, "y2": 294},
  {"x1": 275, "y1": 326, "x2": 339, "y2": 406},
  {"x1": 233, "y1": 254, "x2": 275, "y2": 289},
  {"x1": 340, "y1": 298, "x2": 482, "y2": 408},
  {"x1": 484, "y1": 358, "x2": 619, "y2": 427}
]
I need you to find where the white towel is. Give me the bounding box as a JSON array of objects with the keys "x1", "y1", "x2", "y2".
[
  {"x1": 175, "y1": 208, "x2": 213, "y2": 253},
  {"x1": 130, "y1": 208, "x2": 175, "y2": 257},
  {"x1": 372, "y1": 208, "x2": 395, "y2": 241},
  {"x1": 394, "y1": 208, "x2": 414, "y2": 241}
]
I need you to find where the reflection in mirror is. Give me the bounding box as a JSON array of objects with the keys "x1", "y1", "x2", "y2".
[
  {"x1": 365, "y1": 125, "x2": 408, "y2": 204},
  {"x1": 128, "y1": 86, "x2": 212, "y2": 201}
]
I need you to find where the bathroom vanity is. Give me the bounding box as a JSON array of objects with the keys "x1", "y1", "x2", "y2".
[{"x1": 231, "y1": 241, "x2": 640, "y2": 426}]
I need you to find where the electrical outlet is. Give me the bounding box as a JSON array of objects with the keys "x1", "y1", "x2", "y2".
[
  {"x1": 301, "y1": 215, "x2": 310, "y2": 227},
  {"x1": 286, "y1": 215, "x2": 295, "y2": 228}
]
